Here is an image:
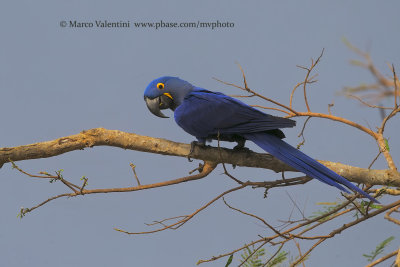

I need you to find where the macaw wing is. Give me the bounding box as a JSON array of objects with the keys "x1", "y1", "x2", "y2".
[{"x1": 174, "y1": 89, "x2": 295, "y2": 138}]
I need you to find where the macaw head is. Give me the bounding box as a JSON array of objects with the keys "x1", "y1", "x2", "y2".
[{"x1": 143, "y1": 76, "x2": 194, "y2": 118}]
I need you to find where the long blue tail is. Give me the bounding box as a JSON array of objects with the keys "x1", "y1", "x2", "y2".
[{"x1": 243, "y1": 132, "x2": 378, "y2": 203}]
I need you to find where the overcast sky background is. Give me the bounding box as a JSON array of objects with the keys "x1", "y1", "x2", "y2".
[{"x1": 1, "y1": 1, "x2": 399, "y2": 266}]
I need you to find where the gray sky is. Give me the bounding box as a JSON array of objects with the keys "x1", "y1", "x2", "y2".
[{"x1": 1, "y1": 1, "x2": 399, "y2": 266}]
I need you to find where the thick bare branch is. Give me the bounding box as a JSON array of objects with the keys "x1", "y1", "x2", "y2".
[{"x1": 1, "y1": 128, "x2": 399, "y2": 186}]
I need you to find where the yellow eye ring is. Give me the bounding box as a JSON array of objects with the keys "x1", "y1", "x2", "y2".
[{"x1": 157, "y1": 83, "x2": 165, "y2": 90}]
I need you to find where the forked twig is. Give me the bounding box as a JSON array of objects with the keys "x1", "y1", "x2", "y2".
[{"x1": 115, "y1": 183, "x2": 247, "y2": 235}]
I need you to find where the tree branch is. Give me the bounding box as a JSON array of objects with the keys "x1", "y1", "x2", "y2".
[
  {"x1": 365, "y1": 249, "x2": 398, "y2": 267},
  {"x1": 1, "y1": 128, "x2": 399, "y2": 186},
  {"x1": 16, "y1": 160, "x2": 218, "y2": 216}
]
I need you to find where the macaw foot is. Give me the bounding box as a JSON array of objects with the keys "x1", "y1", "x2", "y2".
[
  {"x1": 232, "y1": 140, "x2": 250, "y2": 169},
  {"x1": 233, "y1": 146, "x2": 250, "y2": 152},
  {"x1": 233, "y1": 139, "x2": 250, "y2": 151},
  {"x1": 188, "y1": 141, "x2": 206, "y2": 162}
]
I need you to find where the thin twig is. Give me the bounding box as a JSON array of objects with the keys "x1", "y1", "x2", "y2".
[
  {"x1": 296, "y1": 208, "x2": 354, "y2": 237},
  {"x1": 129, "y1": 163, "x2": 141, "y2": 185},
  {"x1": 223, "y1": 198, "x2": 289, "y2": 239},
  {"x1": 287, "y1": 111, "x2": 378, "y2": 139},
  {"x1": 144, "y1": 216, "x2": 187, "y2": 226},
  {"x1": 216, "y1": 131, "x2": 244, "y2": 184},
  {"x1": 347, "y1": 94, "x2": 392, "y2": 110},
  {"x1": 16, "y1": 160, "x2": 218, "y2": 215},
  {"x1": 290, "y1": 238, "x2": 326, "y2": 267},
  {"x1": 285, "y1": 192, "x2": 306, "y2": 220},
  {"x1": 262, "y1": 243, "x2": 284, "y2": 267},
  {"x1": 294, "y1": 240, "x2": 306, "y2": 267},
  {"x1": 297, "y1": 116, "x2": 312, "y2": 149},
  {"x1": 250, "y1": 105, "x2": 292, "y2": 115},
  {"x1": 236, "y1": 62, "x2": 249, "y2": 90},
  {"x1": 384, "y1": 205, "x2": 400, "y2": 226},
  {"x1": 213, "y1": 77, "x2": 298, "y2": 115},
  {"x1": 20, "y1": 193, "x2": 72, "y2": 215},
  {"x1": 10, "y1": 160, "x2": 80, "y2": 193},
  {"x1": 115, "y1": 183, "x2": 247, "y2": 235},
  {"x1": 368, "y1": 151, "x2": 382, "y2": 170},
  {"x1": 229, "y1": 94, "x2": 256, "y2": 98},
  {"x1": 249, "y1": 176, "x2": 311, "y2": 188},
  {"x1": 392, "y1": 64, "x2": 398, "y2": 108},
  {"x1": 238, "y1": 241, "x2": 268, "y2": 267},
  {"x1": 328, "y1": 101, "x2": 334, "y2": 115},
  {"x1": 365, "y1": 249, "x2": 398, "y2": 267},
  {"x1": 302, "y1": 49, "x2": 324, "y2": 112},
  {"x1": 290, "y1": 80, "x2": 317, "y2": 109}
]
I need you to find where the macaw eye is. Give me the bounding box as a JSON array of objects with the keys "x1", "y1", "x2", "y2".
[{"x1": 157, "y1": 83, "x2": 165, "y2": 90}]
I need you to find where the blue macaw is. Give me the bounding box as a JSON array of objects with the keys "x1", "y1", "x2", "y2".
[{"x1": 144, "y1": 76, "x2": 377, "y2": 202}]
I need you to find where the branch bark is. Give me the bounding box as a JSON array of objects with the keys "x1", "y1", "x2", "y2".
[{"x1": 1, "y1": 128, "x2": 399, "y2": 186}]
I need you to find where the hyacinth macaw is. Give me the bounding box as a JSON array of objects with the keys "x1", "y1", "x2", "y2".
[{"x1": 143, "y1": 76, "x2": 377, "y2": 202}]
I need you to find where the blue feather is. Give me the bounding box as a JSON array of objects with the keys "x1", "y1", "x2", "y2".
[
  {"x1": 175, "y1": 89, "x2": 295, "y2": 138},
  {"x1": 243, "y1": 133, "x2": 377, "y2": 202}
]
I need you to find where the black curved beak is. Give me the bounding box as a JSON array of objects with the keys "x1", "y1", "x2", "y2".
[{"x1": 144, "y1": 95, "x2": 174, "y2": 118}]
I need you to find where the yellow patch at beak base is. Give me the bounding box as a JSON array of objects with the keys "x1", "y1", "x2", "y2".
[{"x1": 163, "y1": 93, "x2": 173, "y2": 99}]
